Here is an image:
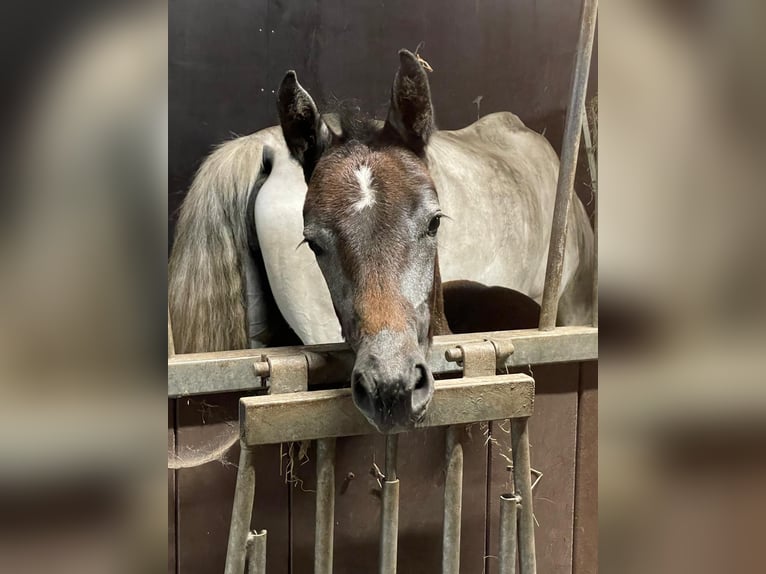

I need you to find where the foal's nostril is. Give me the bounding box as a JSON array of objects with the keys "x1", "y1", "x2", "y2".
[
  {"x1": 414, "y1": 364, "x2": 429, "y2": 391},
  {"x1": 410, "y1": 363, "x2": 434, "y2": 418},
  {"x1": 352, "y1": 371, "x2": 375, "y2": 415}
]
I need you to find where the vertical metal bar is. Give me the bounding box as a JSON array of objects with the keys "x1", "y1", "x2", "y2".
[
  {"x1": 591, "y1": 194, "x2": 598, "y2": 327},
  {"x1": 315, "y1": 438, "x2": 336, "y2": 574},
  {"x1": 385, "y1": 433, "x2": 399, "y2": 481},
  {"x1": 581, "y1": 106, "x2": 598, "y2": 193},
  {"x1": 511, "y1": 418, "x2": 537, "y2": 574},
  {"x1": 581, "y1": 106, "x2": 598, "y2": 327},
  {"x1": 224, "y1": 445, "x2": 256, "y2": 574},
  {"x1": 538, "y1": 0, "x2": 599, "y2": 330},
  {"x1": 168, "y1": 307, "x2": 176, "y2": 359},
  {"x1": 379, "y1": 479, "x2": 400, "y2": 574},
  {"x1": 498, "y1": 494, "x2": 519, "y2": 574},
  {"x1": 379, "y1": 434, "x2": 400, "y2": 574},
  {"x1": 246, "y1": 530, "x2": 267, "y2": 574},
  {"x1": 442, "y1": 426, "x2": 464, "y2": 574}
]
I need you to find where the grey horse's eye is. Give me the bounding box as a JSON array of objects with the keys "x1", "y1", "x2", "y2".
[
  {"x1": 426, "y1": 215, "x2": 441, "y2": 237},
  {"x1": 306, "y1": 239, "x2": 324, "y2": 256}
]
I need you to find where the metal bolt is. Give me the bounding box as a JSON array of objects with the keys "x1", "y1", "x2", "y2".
[
  {"x1": 253, "y1": 361, "x2": 270, "y2": 378},
  {"x1": 444, "y1": 347, "x2": 463, "y2": 363}
]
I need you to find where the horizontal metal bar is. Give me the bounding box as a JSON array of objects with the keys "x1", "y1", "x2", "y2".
[
  {"x1": 239, "y1": 374, "x2": 534, "y2": 446},
  {"x1": 168, "y1": 326, "x2": 595, "y2": 397}
]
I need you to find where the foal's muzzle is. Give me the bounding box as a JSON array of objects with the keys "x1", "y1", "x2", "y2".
[{"x1": 350, "y1": 332, "x2": 434, "y2": 432}]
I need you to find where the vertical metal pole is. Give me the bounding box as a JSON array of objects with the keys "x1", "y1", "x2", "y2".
[
  {"x1": 581, "y1": 106, "x2": 599, "y2": 327},
  {"x1": 591, "y1": 194, "x2": 598, "y2": 327},
  {"x1": 442, "y1": 426, "x2": 464, "y2": 574},
  {"x1": 379, "y1": 434, "x2": 400, "y2": 574},
  {"x1": 384, "y1": 433, "x2": 399, "y2": 481},
  {"x1": 539, "y1": 0, "x2": 599, "y2": 330},
  {"x1": 315, "y1": 438, "x2": 336, "y2": 574},
  {"x1": 168, "y1": 307, "x2": 176, "y2": 358},
  {"x1": 246, "y1": 530, "x2": 267, "y2": 574},
  {"x1": 498, "y1": 494, "x2": 519, "y2": 574},
  {"x1": 224, "y1": 445, "x2": 256, "y2": 574},
  {"x1": 511, "y1": 419, "x2": 537, "y2": 574}
]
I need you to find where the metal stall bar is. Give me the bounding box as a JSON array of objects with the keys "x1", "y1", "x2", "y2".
[
  {"x1": 246, "y1": 530, "x2": 267, "y2": 574},
  {"x1": 315, "y1": 437, "x2": 337, "y2": 574},
  {"x1": 225, "y1": 355, "x2": 308, "y2": 574},
  {"x1": 224, "y1": 446, "x2": 257, "y2": 574},
  {"x1": 581, "y1": 105, "x2": 599, "y2": 327},
  {"x1": 239, "y1": 375, "x2": 534, "y2": 446},
  {"x1": 511, "y1": 419, "x2": 537, "y2": 574},
  {"x1": 498, "y1": 494, "x2": 519, "y2": 574},
  {"x1": 168, "y1": 307, "x2": 175, "y2": 359},
  {"x1": 538, "y1": 0, "x2": 599, "y2": 330},
  {"x1": 442, "y1": 339, "x2": 501, "y2": 574},
  {"x1": 233, "y1": 374, "x2": 534, "y2": 574},
  {"x1": 168, "y1": 326, "x2": 597, "y2": 398},
  {"x1": 442, "y1": 426, "x2": 464, "y2": 574},
  {"x1": 380, "y1": 434, "x2": 400, "y2": 574}
]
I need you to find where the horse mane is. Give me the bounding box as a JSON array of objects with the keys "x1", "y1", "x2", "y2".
[
  {"x1": 325, "y1": 101, "x2": 386, "y2": 146},
  {"x1": 168, "y1": 133, "x2": 266, "y2": 354}
]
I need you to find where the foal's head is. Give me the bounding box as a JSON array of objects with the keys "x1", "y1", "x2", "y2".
[{"x1": 277, "y1": 50, "x2": 444, "y2": 432}]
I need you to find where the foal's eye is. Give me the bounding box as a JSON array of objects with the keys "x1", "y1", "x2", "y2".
[
  {"x1": 305, "y1": 239, "x2": 324, "y2": 256},
  {"x1": 426, "y1": 215, "x2": 441, "y2": 237}
]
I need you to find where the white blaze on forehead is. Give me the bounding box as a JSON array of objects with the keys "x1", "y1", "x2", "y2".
[{"x1": 352, "y1": 164, "x2": 376, "y2": 212}]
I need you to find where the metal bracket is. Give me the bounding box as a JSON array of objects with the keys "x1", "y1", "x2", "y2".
[
  {"x1": 253, "y1": 353, "x2": 309, "y2": 394},
  {"x1": 444, "y1": 338, "x2": 515, "y2": 377}
]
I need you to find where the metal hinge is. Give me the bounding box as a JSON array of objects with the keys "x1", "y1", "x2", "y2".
[
  {"x1": 253, "y1": 353, "x2": 309, "y2": 394},
  {"x1": 444, "y1": 338, "x2": 515, "y2": 377}
]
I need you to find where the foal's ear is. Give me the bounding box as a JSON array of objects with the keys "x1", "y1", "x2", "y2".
[
  {"x1": 277, "y1": 71, "x2": 334, "y2": 181},
  {"x1": 384, "y1": 50, "x2": 435, "y2": 156}
]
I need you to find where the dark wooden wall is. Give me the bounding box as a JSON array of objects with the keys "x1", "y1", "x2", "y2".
[
  {"x1": 169, "y1": 0, "x2": 597, "y2": 248},
  {"x1": 167, "y1": 360, "x2": 596, "y2": 574}
]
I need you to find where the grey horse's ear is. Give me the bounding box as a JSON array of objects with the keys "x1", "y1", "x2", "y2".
[
  {"x1": 277, "y1": 71, "x2": 335, "y2": 181},
  {"x1": 383, "y1": 50, "x2": 435, "y2": 156}
]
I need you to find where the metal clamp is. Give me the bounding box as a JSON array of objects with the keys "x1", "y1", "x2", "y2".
[{"x1": 253, "y1": 353, "x2": 309, "y2": 394}]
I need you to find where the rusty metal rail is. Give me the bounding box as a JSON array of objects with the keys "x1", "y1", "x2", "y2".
[{"x1": 168, "y1": 326, "x2": 596, "y2": 397}]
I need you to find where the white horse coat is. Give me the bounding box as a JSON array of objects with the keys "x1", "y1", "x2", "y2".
[{"x1": 253, "y1": 111, "x2": 593, "y2": 344}]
